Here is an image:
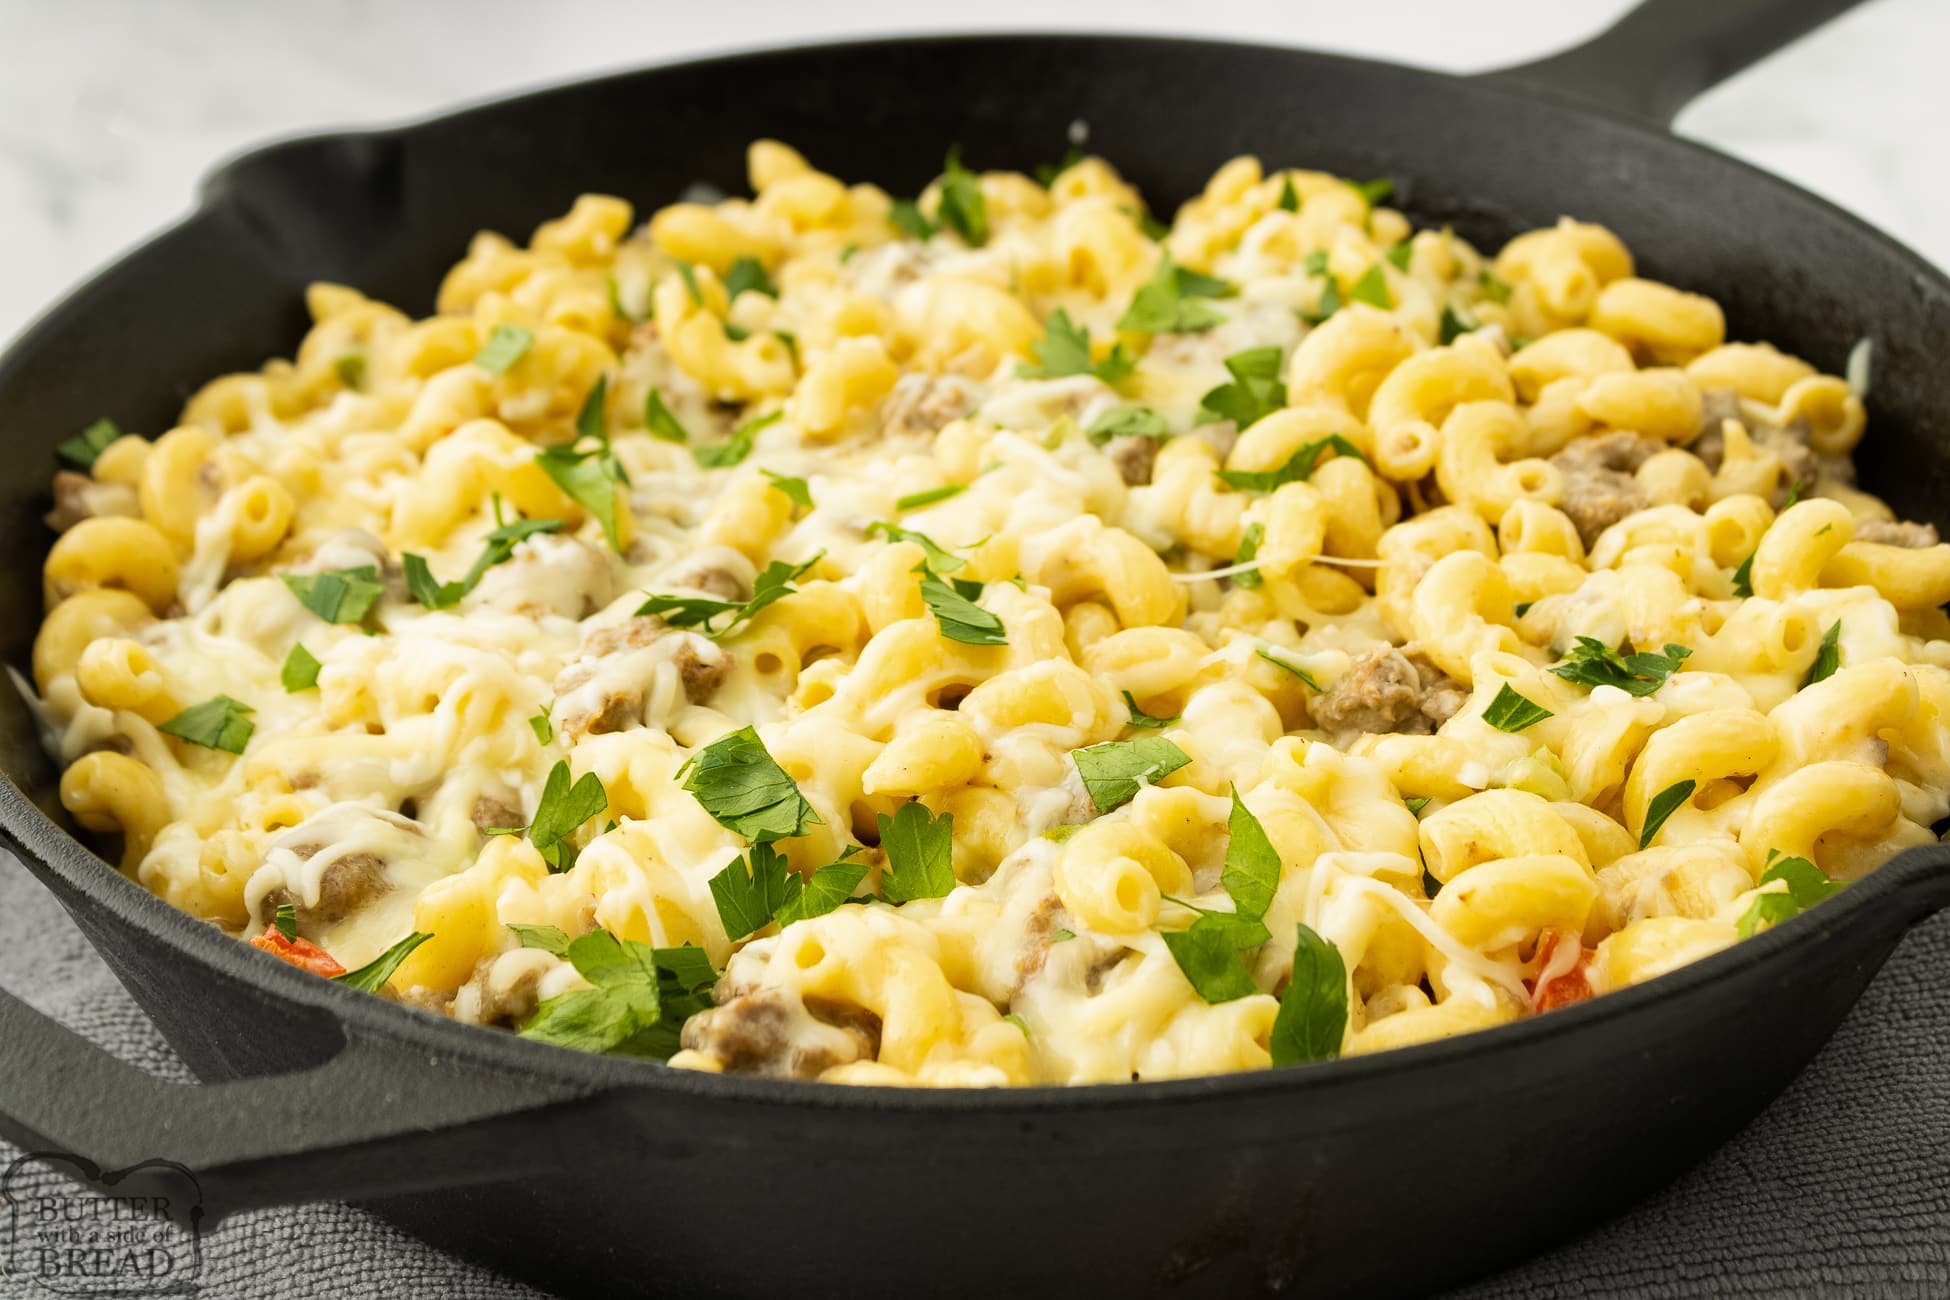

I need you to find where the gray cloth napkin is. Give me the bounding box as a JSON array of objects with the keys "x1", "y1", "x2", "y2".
[{"x1": 2, "y1": 848, "x2": 1946, "y2": 1299}]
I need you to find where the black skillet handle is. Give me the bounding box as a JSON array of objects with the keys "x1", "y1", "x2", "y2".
[
  {"x1": 0, "y1": 980, "x2": 611, "y2": 1222},
  {"x1": 1479, "y1": 0, "x2": 1865, "y2": 126}
]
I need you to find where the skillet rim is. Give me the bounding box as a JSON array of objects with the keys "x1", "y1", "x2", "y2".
[{"x1": 4, "y1": 29, "x2": 1949, "y2": 1114}]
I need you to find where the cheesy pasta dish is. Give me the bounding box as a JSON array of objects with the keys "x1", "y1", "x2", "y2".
[{"x1": 28, "y1": 140, "x2": 1950, "y2": 1086}]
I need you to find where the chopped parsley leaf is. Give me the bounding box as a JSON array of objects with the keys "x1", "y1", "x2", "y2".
[
  {"x1": 936, "y1": 147, "x2": 989, "y2": 247},
  {"x1": 1269, "y1": 923, "x2": 1347, "y2": 1065},
  {"x1": 527, "y1": 760, "x2": 608, "y2": 872},
  {"x1": 723, "y1": 255, "x2": 778, "y2": 300},
  {"x1": 1255, "y1": 646, "x2": 1322, "y2": 691},
  {"x1": 1115, "y1": 252, "x2": 1232, "y2": 335},
  {"x1": 692, "y1": 409, "x2": 781, "y2": 469},
  {"x1": 636, "y1": 552, "x2": 821, "y2": 638},
  {"x1": 762, "y1": 470, "x2": 813, "y2": 510},
  {"x1": 1122, "y1": 690, "x2": 1179, "y2": 729},
  {"x1": 917, "y1": 565, "x2": 1007, "y2": 645},
  {"x1": 879, "y1": 801, "x2": 956, "y2": 903},
  {"x1": 895, "y1": 483, "x2": 965, "y2": 511},
  {"x1": 1232, "y1": 522, "x2": 1265, "y2": 589},
  {"x1": 159, "y1": 696, "x2": 255, "y2": 754},
  {"x1": 474, "y1": 323, "x2": 534, "y2": 374},
  {"x1": 1805, "y1": 620, "x2": 1842, "y2": 686},
  {"x1": 281, "y1": 644, "x2": 322, "y2": 693},
  {"x1": 1017, "y1": 308, "x2": 1135, "y2": 383},
  {"x1": 1639, "y1": 779, "x2": 1696, "y2": 849},
  {"x1": 1085, "y1": 406, "x2": 1172, "y2": 445},
  {"x1": 680, "y1": 725, "x2": 822, "y2": 843},
  {"x1": 56, "y1": 417, "x2": 121, "y2": 468},
  {"x1": 1736, "y1": 855, "x2": 1843, "y2": 938},
  {"x1": 1482, "y1": 683, "x2": 1552, "y2": 732},
  {"x1": 1073, "y1": 735, "x2": 1192, "y2": 813},
  {"x1": 283, "y1": 566, "x2": 385, "y2": 625},
  {"x1": 1197, "y1": 346, "x2": 1287, "y2": 431},
  {"x1": 644, "y1": 390, "x2": 690, "y2": 443},
  {"x1": 332, "y1": 932, "x2": 433, "y2": 993},
  {"x1": 1215, "y1": 433, "x2": 1365, "y2": 493},
  {"x1": 1549, "y1": 638, "x2": 1691, "y2": 698}
]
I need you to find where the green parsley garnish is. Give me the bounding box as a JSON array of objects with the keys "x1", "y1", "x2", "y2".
[
  {"x1": 1405, "y1": 796, "x2": 1431, "y2": 816},
  {"x1": 889, "y1": 199, "x2": 936, "y2": 242},
  {"x1": 1215, "y1": 433, "x2": 1365, "y2": 493},
  {"x1": 159, "y1": 695, "x2": 255, "y2": 754},
  {"x1": 283, "y1": 566, "x2": 385, "y2": 625},
  {"x1": 403, "y1": 516, "x2": 565, "y2": 609},
  {"x1": 692, "y1": 409, "x2": 782, "y2": 469},
  {"x1": 575, "y1": 374, "x2": 609, "y2": 442},
  {"x1": 517, "y1": 930, "x2": 716, "y2": 1059},
  {"x1": 1269, "y1": 923, "x2": 1348, "y2": 1065},
  {"x1": 1384, "y1": 242, "x2": 1413, "y2": 272},
  {"x1": 776, "y1": 853, "x2": 872, "y2": 927},
  {"x1": 1255, "y1": 646, "x2": 1322, "y2": 690},
  {"x1": 1221, "y1": 788, "x2": 1281, "y2": 923},
  {"x1": 529, "y1": 712, "x2": 553, "y2": 745},
  {"x1": 1073, "y1": 735, "x2": 1192, "y2": 814},
  {"x1": 1736, "y1": 855, "x2": 1844, "y2": 938},
  {"x1": 1347, "y1": 264, "x2": 1393, "y2": 309},
  {"x1": 1639, "y1": 779, "x2": 1695, "y2": 850},
  {"x1": 644, "y1": 389, "x2": 690, "y2": 443},
  {"x1": 273, "y1": 902, "x2": 298, "y2": 941},
  {"x1": 1805, "y1": 620, "x2": 1842, "y2": 686},
  {"x1": 1162, "y1": 912, "x2": 1266, "y2": 1004},
  {"x1": 1197, "y1": 347, "x2": 1287, "y2": 431},
  {"x1": 281, "y1": 644, "x2": 322, "y2": 693},
  {"x1": 1303, "y1": 275, "x2": 1344, "y2": 325},
  {"x1": 518, "y1": 760, "x2": 608, "y2": 873},
  {"x1": 474, "y1": 323, "x2": 534, "y2": 374},
  {"x1": 866, "y1": 520, "x2": 967, "y2": 573},
  {"x1": 332, "y1": 931, "x2": 433, "y2": 994},
  {"x1": 1085, "y1": 406, "x2": 1172, "y2": 445},
  {"x1": 1482, "y1": 684, "x2": 1552, "y2": 732},
  {"x1": 936, "y1": 147, "x2": 989, "y2": 247},
  {"x1": 535, "y1": 433, "x2": 628, "y2": 551},
  {"x1": 334, "y1": 355, "x2": 367, "y2": 390},
  {"x1": 1232, "y1": 522, "x2": 1265, "y2": 589},
  {"x1": 1439, "y1": 304, "x2": 1478, "y2": 345},
  {"x1": 895, "y1": 483, "x2": 964, "y2": 511},
  {"x1": 710, "y1": 841, "x2": 803, "y2": 941},
  {"x1": 1017, "y1": 308, "x2": 1135, "y2": 383},
  {"x1": 56, "y1": 418, "x2": 121, "y2": 468},
  {"x1": 1549, "y1": 638, "x2": 1691, "y2": 698},
  {"x1": 672, "y1": 260, "x2": 704, "y2": 307},
  {"x1": 879, "y1": 801, "x2": 956, "y2": 903},
  {"x1": 762, "y1": 470, "x2": 813, "y2": 510},
  {"x1": 917, "y1": 566, "x2": 1007, "y2": 646},
  {"x1": 680, "y1": 725, "x2": 822, "y2": 843},
  {"x1": 723, "y1": 255, "x2": 778, "y2": 300},
  {"x1": 1478, "y1": 270, "x2": 1512, "y2": 304},
  {"x1": 1115, "y1": 252, "x2": 1233, "y2": 335},
  {"x1": 1276, "y1": 175, "x2": 1300, "y2": 212},
  {"x1": 1345, "y1": 177, "x2": 1394, "y2": 208},
  {"x1": 635, "y1": 552, "x2": 820, "y2": 638},
  {"x1": 1121, "y1": 690, "x2": 1179, "y2": 729}
]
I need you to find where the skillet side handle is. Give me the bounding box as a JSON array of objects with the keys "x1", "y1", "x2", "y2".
[
  {"x1": 0, "y1": 981, "x2": 609, "y2": 1222},
  {"x1": 1477, "y1": 0, "x2": 1865, "y2": 126}
]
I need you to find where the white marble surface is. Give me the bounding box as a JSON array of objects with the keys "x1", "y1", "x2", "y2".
[{"x1": 0, "y1": 0, "x2": 1946, "y2": 348}]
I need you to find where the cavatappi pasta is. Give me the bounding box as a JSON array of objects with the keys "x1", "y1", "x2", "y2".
[{"x1": 29, "y1": 140, "x2": 1950, "y2": 1086}]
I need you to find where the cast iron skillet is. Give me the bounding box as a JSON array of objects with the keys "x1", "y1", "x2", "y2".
[{"x1": 2, "y1": 2, "x2": 1946, "y2": 1295}]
